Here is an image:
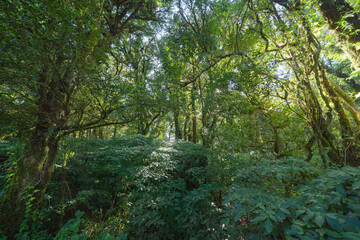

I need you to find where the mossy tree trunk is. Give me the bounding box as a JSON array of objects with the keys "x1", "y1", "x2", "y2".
[
  {"x1": 3, "y1": 70, "x2": 68, "y2": 234},
  {"x1": 316, "y1": 0, "x2": 360, "y2": 69},
  {"x1": 174, "y1": 110, "x2": 182, "y2": 140}
]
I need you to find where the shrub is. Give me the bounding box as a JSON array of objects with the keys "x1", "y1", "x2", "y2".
[
  {"x1": 44, "y1": 136, "x2": 221, "y2": 238},
  {"x1": 223, "y1": 155, "x2": 360, "y2": 239}
]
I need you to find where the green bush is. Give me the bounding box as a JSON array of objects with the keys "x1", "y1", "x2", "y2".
[
  {"x1": 223, "y1": 155, "x2": 360, "y2": 239},
  {"x1": 6, "y1": 135, "x2": 358, "y2": 240},
  {"x1": 54, "y1": 211, "x2": 87, "y2": 240},
  {"x1": 44, "y1": 135, "x2": 221, "y2": 239}
]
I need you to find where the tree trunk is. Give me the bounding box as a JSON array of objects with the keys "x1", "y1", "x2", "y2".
[
  {"x1": 201, "y1": 111, "x2": 207, "y2": 147},
  {"x1": 273, "y1": 127, "x2": 280, "y2": 155},
  {"x1": 3, "y1": 128, "x2": 60, "y2": 234},
  {"x1": 305, "y1": 136, "x2": 315, "y2": 162},
  {"x1": 113, "y1": 125, "x2": 117, "y2": 138},
  {"x1": 320, "y1": 68, "x2": 359, "y2": 165},
  {"x1": 2, "y1": 69, "x2": 67, "y2": 234},
  {"x1": 192, "y1": 116, "x2": 197, "y2": 144},
  {"x1": 98, "y1": 127, "x2": 103, "y2": 139},
  {"x1": 191, "y1": 85, "x2": 197, "y2": 144},
  {"x1": 59, "y1": 155, "x2": 67, "y2": 227},
  {"x1": 174, "y1": 110, "x2": 182, "y2": 140},
  {"x1": 298, "y1": 70, "x2": 341, "y2": 164},
  {"x1": 316, "y1": 0, "x2": 360, "y2": 69},
  {"x1": 183, "y1": 114, "x2": 189, "y2": 141}
]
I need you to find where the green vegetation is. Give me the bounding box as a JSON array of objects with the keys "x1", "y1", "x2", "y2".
[{"x1": 1, "y1": 0, "x2": 360, "y2": 239}]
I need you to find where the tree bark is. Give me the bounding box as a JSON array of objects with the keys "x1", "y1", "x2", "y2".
[
  {"x1": 317, "y1": 0, "x2": 360, "y2": 44},
  {"x1": 174, "y1": 110, "x2": 182, "y2": 140},
  {"x1": 1, "y1": 1, "x2": 160, "y2": 235},
  {"x1": 2, "y1": 59, "x2": 71, "y2": 233},
  {"x1": 305, "y1": 136, "x2": 315, "y2": 162},
  {"x1": 192, "y1": 115, "x2": 197, "y2": 144},
  {"x1": 3, "y1": 104, "x2": 62, "y2": 234},
  {"x1": 316, "y1": 0, "x2": 360, "y2": 69},
  {"x1": 191, "y1": 84, "x2": 197, "y2": 144},
  {"x1": 320, "y1": 68, "x2": 359, "y2": 165},
  {"x1": 183, "y1": 114, "x2": 189, "y2": 141}
]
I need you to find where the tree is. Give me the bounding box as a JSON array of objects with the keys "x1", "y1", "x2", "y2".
[
  {"x1": 265, "y1": 0, "x2": 360, "y2": 164},
  {"x1": 1, "y1": 0, "x2": 359, "y2": 236},
  {"x1": 0, "y1": 0, "x2": 164, "y2": 233},
  {"x1": 313, "y1": 0, "x2": 360, "y2": 69}
]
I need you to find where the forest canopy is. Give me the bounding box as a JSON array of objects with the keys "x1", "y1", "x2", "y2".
[{"x1": 0, "y1": 0, "x2": 360, "y2": 239}]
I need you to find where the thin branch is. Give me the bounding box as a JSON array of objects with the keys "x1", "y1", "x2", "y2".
[{"x1": 180, "y1": 53, "x2": 245, "y2": 87}]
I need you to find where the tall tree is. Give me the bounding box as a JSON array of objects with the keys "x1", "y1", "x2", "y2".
[
  {"x1": 0, "y1": 0, "x2": 164, "y2": 233},
  {"x1": 313, "y1": 0, "x2": 360, "y2": 69}
]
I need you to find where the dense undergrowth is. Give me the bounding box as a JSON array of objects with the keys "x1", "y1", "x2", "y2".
[{"x1": 1, "y1": 135, "x2": 359, "y2": 239}]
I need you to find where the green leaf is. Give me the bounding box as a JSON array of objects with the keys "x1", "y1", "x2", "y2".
[
  {"x1": 292, "y1": 224, "x2": 304, "y2": 235},
  {"x1": 234, "y1": 212, "x2": 244, "y2": 222},
  {"x1": 345, "y1": 214, "x2": 360, "y2": 231},
  {"x1": 325, "y1": 230, "x2": 342, "y2": 239},
  {"x1": 264, "y1": 218, "x2": 273, "y2": 234},
  {"x1": 335, "y1": 185, "x2": 346, "y2": 197},
  {"x1": 314, "y1": 215, "x2": 325, "y2": 227},
  {"x1": 303, "y1": 213, "x2": 314, "y2": 222},
  {"x1": 251, "y1": 215, "x2": 268, "y2": 223},
  {"x1": 269, "y1": 214, "x2": 277, "y2": 222},
  {"x1": 350, "y1": 69, "x2": 360, "y2": 77},
  {"x1": 299, "y1": 236, "x2": 312, "y2": 240},
  {"x1": 343, "y1": 232, "x2": 360, "y2": 240},
  {"x1": 276, "y1": 211, "x2": 286, "y2": 222},
  {"x1": 284, "y1": 227, "x2": 297, "y2": 236},
  {"x1": 326, "y1": 216, "x2": 343, "y2": 232},
  {"x1": 348, "y1": 203, "x2": 360, "y2": 213},
  {"x1": 296, "y1": 210, "x2": 306, "y2": 217},
  {"x1": 255, "y1": 203, "x2": 266, "y2": 210},
  {"x1": 280, "y1": 207, "x2": 290, "y2": 215},
  {"x1": 352, "y1": 181, "x2": 360, "y2": 190}
]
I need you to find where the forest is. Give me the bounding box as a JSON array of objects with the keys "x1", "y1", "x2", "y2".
[{"x1": 0, "y1": 0, "x2": 360, "y2": 239}]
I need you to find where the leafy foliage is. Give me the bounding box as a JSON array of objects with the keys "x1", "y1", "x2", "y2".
[
  {"x1": 2, "y1": 135, "x2": 360, "y2": 239},
  {"x1": 42, "y1": 135, "x2": 221, "y2": 239},
  {"x1": 224, "y1": 155, "x2": 360, "y2": 239},
  {"x1": 1, "y1": 0, "x2": 360, "y2": 239}
]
